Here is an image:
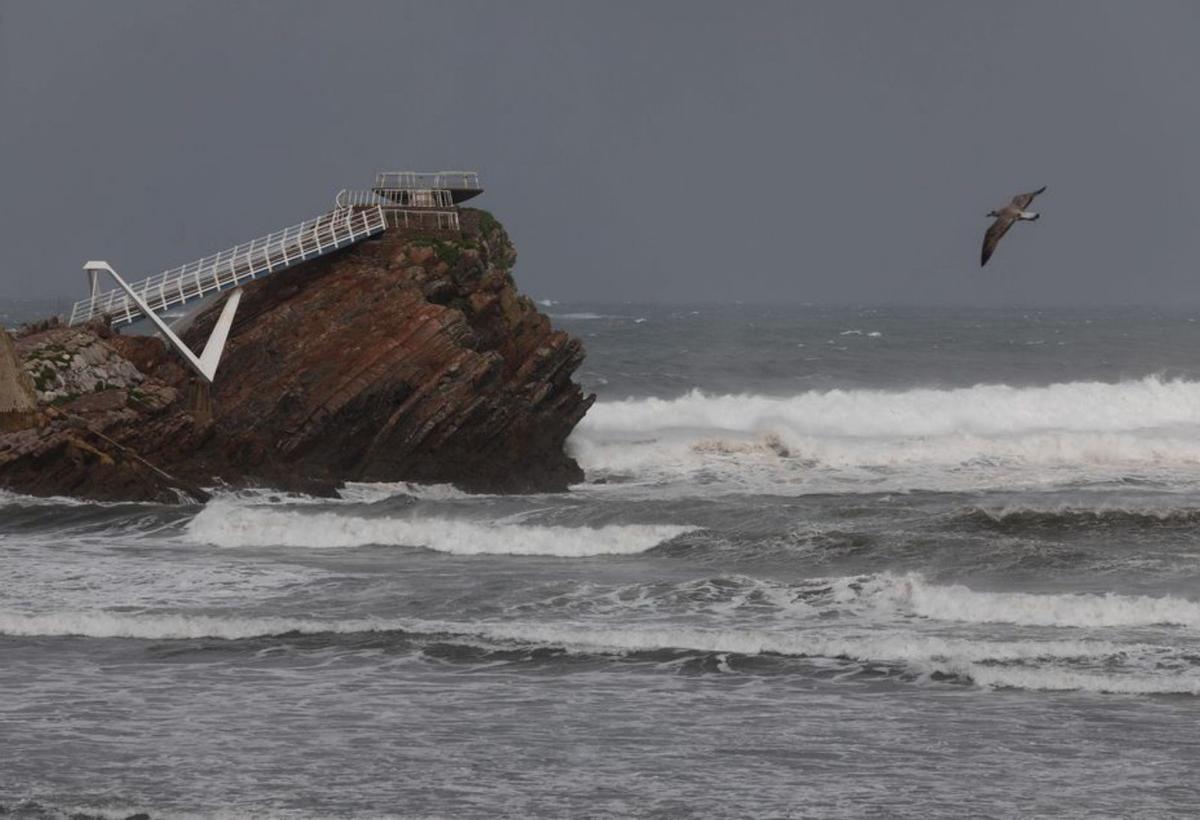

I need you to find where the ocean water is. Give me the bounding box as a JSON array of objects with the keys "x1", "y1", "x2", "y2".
[{"x1": 5, "y1": 303, "x2": 1200, "y2": 818}]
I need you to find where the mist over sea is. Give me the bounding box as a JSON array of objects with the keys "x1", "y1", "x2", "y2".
[{"x1": 6, "y1": 303, "x2": 1200, "y2": 817}]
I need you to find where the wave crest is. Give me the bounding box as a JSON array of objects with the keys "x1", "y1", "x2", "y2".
[
  {"x1": 186, "y1": 501, "x2": 694, "y2": 556},
  {"x1": 845, "y1": 572, "x2": 1200, "y2": 628},
  {"x1": 580, "y1": 377, "x2": 1200, "y2": 438},
  {"x1": 569, "y1": 377, "x2": 1200, "y2": 488}
]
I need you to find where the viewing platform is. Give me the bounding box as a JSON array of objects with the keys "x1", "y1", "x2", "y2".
[
  {"x1": 337, "y1": 169, "x2": 481, "y2": 233},
  {"x1": 372, "y1": 171, "x2": 482, "y2": 204}
]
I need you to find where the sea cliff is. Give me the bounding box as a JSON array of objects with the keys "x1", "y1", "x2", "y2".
[{"x1": 0, "y1": 209, "x2": 594, "y2": 501}]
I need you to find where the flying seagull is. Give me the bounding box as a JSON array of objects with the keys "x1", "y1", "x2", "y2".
[{"x1": 981, "y1": 186, "x2": 1047, "y2": 266}]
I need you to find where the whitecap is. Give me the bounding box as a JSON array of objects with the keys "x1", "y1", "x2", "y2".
[
  {"x1": 568, "y1": 378, "x2": 1200, "y2": 491},
  {"x1": 186, "y1": 500, "x2": 694, "y2": 556},
  {"x1": 944, "y1": 663, "x2": 1200, "y2": 695},
  {"x1": 336, "y1": 481, "x2": 475, "y2": 503},
  {"x1": 842, "y1": 571, "x2": 1200, "y2": 629}
]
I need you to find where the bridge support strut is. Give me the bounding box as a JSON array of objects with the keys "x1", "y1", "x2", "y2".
[{"x1": 82, "y1": 261, "x2": 242, "y2": 384}]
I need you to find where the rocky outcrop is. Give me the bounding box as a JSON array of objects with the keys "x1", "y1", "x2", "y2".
[
  {"x1": 0, "y1": 209, "x2": 594, "y2": 501},
  {"x1": 0, "y1": 329, "x2": 38, "y2": 432},
  {"x1": 21, "y1": 325, "x2": 148, "y2": 403},
  {"x1": 0, "y1": 322, "x2": 207, "y2": 502}
]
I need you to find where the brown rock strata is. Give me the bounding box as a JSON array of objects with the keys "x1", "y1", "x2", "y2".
[{"x1": 0, "y1": 209, "x2": 594, "y2": 501}]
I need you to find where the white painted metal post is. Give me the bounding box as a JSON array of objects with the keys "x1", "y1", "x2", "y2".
[{"x1": 83, "y1": 261, "x2": 243, "y2": 384}]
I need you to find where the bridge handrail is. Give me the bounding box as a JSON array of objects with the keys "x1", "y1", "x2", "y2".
[
  {"x1": 69, "y1": 206, "x2": 385, "y2": 326},
  {"x1": 336, "y1": 188, "x2": 457, "y2": 209},
  {"x1": 374, "y1": 170, "x2": 481, "y2": 191}
]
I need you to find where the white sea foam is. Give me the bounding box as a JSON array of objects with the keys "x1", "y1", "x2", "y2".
[
  {"x1": 546, "y1": 573, "x2": 1200, "y2": 631},
  {"x1": 846, "y1": 572, "x2": 1200, "y2": 628},
  {"x1": 0, "y1": 610, "x2": 402, "y2": 640},
  {"x1": 569, "y1": 377, "x2": 1200, "y2": 488},
  {"x1": 0, "y1": 609, "x2": 1148, "y2": 667},
  {"x1": 209, "y1": 481, "x2": 479, "y2": 505},
  {"x1": 7, "y1": 607, "x2": 1192, "y2": 694},
  {"x1": 946, "y1": 663, "x2": 1200, "y2": 695},
  {"x1": 0, "y1": 489, "x2": 153, "y2": 508},
  {"x1": 205, "y1": 487, "x2": 330, "y2": 506},
  {"x1": 186, "y1": 500, "x2": 693, "y2": 556},
  {"x1": 579, "y1": 378, "x2": 1200, "y2": 439},
  {"x1": 459, "y1": 621, "x2": 1147, "y2": 667},
  {"x1": 336, "y1": 481, "x2": 476, "y2": 503}
]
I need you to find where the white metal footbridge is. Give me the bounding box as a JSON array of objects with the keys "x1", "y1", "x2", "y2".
[
  {"x1": 70, "y1": 170, "x2": 481, "y2": 383},
  {"x1": 68, "y1": 206, "x2": 386, "y2": 328}
]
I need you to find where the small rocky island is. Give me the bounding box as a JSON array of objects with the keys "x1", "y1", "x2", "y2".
[{"x1": 0, "y1": 201, "x2": 594, "y2": 502}]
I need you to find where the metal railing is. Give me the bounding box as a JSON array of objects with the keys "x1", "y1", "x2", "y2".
[
  {"x1": 69, "y1": 205, "x2": 386, "y2": 327},
  {"x1": 384, "y1": 209, "x2": 460, "y2": 231},
  {"x1": 336, "y1": 188, "x2": 455, "y2": 209},
  {"x1": 374, "y1": 170, "x2": 481, "y2": 191}
]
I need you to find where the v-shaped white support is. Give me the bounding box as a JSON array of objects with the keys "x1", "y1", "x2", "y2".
[{"x1": 83, "y1": 261, "x2": 242, "y2": 384}]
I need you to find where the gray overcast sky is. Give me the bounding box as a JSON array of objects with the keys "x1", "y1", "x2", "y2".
[{"x1": 2, "y1": 1, "x2": 1199, "y2": 306}]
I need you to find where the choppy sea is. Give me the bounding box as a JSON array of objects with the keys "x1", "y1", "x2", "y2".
[{"x1": 5, "y1": 303, "x2": 1200, "y2": 817}]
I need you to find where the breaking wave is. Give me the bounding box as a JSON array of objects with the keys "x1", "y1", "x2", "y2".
[
  {"x1": 0, "y1": 608, "x2": 1144, "y2": 660},
  {"x1": 945, "y1": 664, "x2": 1200, "y2": 695},
  {"x1": 186, "y1": 500, "x2": 694, "y2": 556},
  {"x1": 335, "y1": 481, "x2": 477, "y2": 503},
  {"x1": 4, "y1": 608, "x2": 1193, "y2": 694},
  {"x1": 0, "y1": 610, "x2": 402, "y2": 641},
  {"x1": 843, "y1": 572, "x2": 1200, "y2": 628},
  {"x1": 580, "y1": 377, "x2": 1200, "y2": 438},
  {"x1": 11, "y1": 569, "x2": 1200, "y2": 696},
  {"x1": 569, "y1": 377, "x2": 1200, "y2": 486}
]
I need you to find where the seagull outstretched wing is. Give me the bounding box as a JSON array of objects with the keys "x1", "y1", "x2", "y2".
[
  {"x1": 981, "y1": 213, "x2": 1016, "y2": 267},
  {"x1": 1010, "y1": 185, "x2": 1047, "y2": 211}
]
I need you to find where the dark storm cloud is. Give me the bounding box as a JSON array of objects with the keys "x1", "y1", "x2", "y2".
[{"x1": 2, "y1": 0, "x2": 1199, "y2": 306}]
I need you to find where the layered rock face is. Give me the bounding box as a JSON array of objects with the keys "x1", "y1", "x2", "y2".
[{"x1": 0, "y1": 209, "x2": 594, "y2": 501}]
